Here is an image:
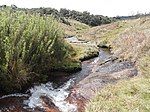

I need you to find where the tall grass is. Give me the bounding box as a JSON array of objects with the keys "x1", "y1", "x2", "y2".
[{"x1": 0, "y1": 8, "x2": 68, "y2": 92}]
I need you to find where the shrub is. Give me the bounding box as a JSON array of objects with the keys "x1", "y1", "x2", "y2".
[{"x1": 0, "y1": 8, "x2": 70, "y2": 92}]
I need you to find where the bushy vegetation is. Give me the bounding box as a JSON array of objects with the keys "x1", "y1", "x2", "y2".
[
  {"x1": 60, "y1": 8, "x2": 115, "y2": 26},
  {"x1": 17, "y1": 6, "x2": 115, "y2": 26},
  {"x1": 0, "y1": 8, "x2": 79, "y2": 93}
]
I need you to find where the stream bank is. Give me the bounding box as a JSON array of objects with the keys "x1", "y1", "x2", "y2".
[{"x1": 0, "y1": 47, "x2": 138, "y2": 112}]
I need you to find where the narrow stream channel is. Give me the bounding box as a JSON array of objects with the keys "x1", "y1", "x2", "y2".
[{"x1": 0, "y1": 48, "x2": 137, "y2": 112}]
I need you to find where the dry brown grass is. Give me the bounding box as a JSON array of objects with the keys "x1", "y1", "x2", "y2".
[{"x1": 77, "y1": 21, "x2": 128, "y2": 46}]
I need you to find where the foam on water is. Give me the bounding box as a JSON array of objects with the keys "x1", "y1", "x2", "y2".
[
  {"x1": 24, "y1": 79, "x2": 77, "y2": 112},
  {"x1": 0, "y1": 93, "x2": 28, "y2": 100},
  {"x1": 92, "y1": 57, "x2": 99, "y2": 64}
]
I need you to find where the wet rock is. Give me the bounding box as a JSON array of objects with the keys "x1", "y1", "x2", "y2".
[
  {"x1": 65, "y1": 36, "x2": 79, "y2": 43},
  {"x1": 40, "y1": 96, "x2": 60, "y2": 112},
  {"x1": 96, "y1": 61, "x2": 135, "y2": 74},
  {"x1": 66, "y1": 89, "x2": 87, "y2": 112},
  {"x1": 75, "y1": 60, "x2": 138, "y2": 99},
  {"x1": 0, "y1": 96, "x2": 29, "y2": 112}
]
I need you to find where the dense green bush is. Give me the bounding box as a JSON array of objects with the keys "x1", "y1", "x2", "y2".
[
  {"x1": 0, "y1": 8, "x2": 76, "y2": 92},
  {"x1": 59, "y1": 8, "x2": 114, "y2": 26},
  {"x1": 18, "y1": 7, "x2": 115, "y2": 26}
]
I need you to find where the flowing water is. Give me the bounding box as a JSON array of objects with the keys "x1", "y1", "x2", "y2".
[
  {"x1": 24, "y1": 79, "x2": 77, "y2": 112},
  {"x1": 0, "y1": 48, "x2": 137, "y2": 112}
]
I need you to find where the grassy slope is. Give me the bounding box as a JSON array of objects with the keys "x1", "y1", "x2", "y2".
[
  {"x1": 77, "y1": 21, "x2": 128, "y2": 46},
  {"x1": 85, "y1": 17, "x2": 150, "y2": 112},
  {"x1": 60, "y1": 19, "x2": 90, "y2": 37},
  {"x1": 60, "y1": 19, "x2": 99, "y2": 61}
]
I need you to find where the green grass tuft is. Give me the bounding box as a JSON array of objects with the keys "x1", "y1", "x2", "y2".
[
  {"x1": 0, "y1": 8, "x2": 79, "y2": 93},
  {"x1": 86, "y1": 77, "x2": 150, "y2": 112}
]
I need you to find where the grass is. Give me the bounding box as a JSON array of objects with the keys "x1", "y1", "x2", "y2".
[
  {"x1": 86, "y1": 51, "x2": 150, "y2": 112},
  {"x1": 71, "y1": 43, "x2": 99, "y2": 61},
  {"x1": 60, "y1": 19, "x2": 90, "y2": 37},
  {"x1": 98, "y1": 21, "x2": 128, "y2": 46},
  {"x1": 0, "y1": 8, "x2": 81, "y2": 93},
  {"x1": 0, "y1": 7, "x2": 101, "y2": 93},
  {"x1": 69, "y1": 19, "x2": 90, "y2": 32},
  {"x1": 76, "y1": 21, "x2": 128, "y2": 47},
  {"x1": 85, "y1": 77, "x2": 150, "y2": 112},
  {"x1": 85, "y1": 17, "x2": 150, "y2": 112},
  {"x1": 60, "y1": 19, "x2": 99, "y2": 62}
]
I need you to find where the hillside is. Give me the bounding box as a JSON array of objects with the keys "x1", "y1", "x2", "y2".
[
  {"x1": 57, "y1": 14, "x2": 150, "y2": 112},
  {"x1": 23, "y1": 7, "x2": 115, "y2": 26},
  {"x1": 0, "y1": 5, "x2": 116, "y2": 26},
  {"x1": 84, "y1": 17, "x2": 150, "y2": 112}
]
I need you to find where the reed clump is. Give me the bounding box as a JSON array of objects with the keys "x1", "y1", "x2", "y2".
[{"x1": 0, "y1": 8, "x2": 78, "y2": 93}]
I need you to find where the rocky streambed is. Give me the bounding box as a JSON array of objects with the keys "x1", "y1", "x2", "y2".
[{"x1": 0, "y1": 47, "x2": 138, "y2": 112}]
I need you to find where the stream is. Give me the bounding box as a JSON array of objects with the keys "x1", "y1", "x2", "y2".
[{"x1": 0, "y1": 48, "x2": 137, "y2": 112}]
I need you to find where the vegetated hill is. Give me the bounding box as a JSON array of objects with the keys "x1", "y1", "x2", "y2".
[
  {"x1": 85, "y1": 17, "x2": 150, "y2": 112},
  {"x1": 59, "y1": 8, "x2": 115, "y2": 26},
  {"x1": 28, "y1": 7, "x2": 116, "y2": 26},
  {"x1": 0, "y1": 5, "x2": 116, "y2": 26}
]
